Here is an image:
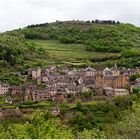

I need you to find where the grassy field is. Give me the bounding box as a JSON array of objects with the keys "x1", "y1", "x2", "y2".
[{"x1": 28, "y1": 39, "x2": 120, "y2": 66}]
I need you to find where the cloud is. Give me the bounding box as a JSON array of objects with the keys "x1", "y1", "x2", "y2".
[{"x1": 0, "y1": 0, "x2": 140, "y2": 32}]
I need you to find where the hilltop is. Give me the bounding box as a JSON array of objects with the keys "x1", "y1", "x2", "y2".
[
  {"x1": 1, "y1": 20, "x2": 140, "y2": 72},
  {"x1": 4, "y1": 20, "x2": 140, "y2": 67}
]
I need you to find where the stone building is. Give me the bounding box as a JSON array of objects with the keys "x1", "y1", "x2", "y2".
[
  {"x1": 123, "y1": 67, "x2": 140, "y2": 76},
  {"x1": 0, "y1": 83, "x2": 10, "y2": 95},
  {"x1": 28, "y1": 67, "x2": 41, "y2": 80},
  {"x1": 95, "y1": 63, "x2": 129, "y2": 95},
  {"x1": 9, "y1": 86, "x2": 22, "y2": 95},
  {"x1": 103, "y1": 63, "x2": 120, "y2": 77},
  {"x1": 114, "y1": 88, "x2": 129, "y2": 96},
  {"x1": 77, "y1": 67, "x2": 96, "y2": 77},
  {"x1": 24, "y1": 89, "x2": 52, "y2": 101},
  {"x1": 51, "y1": 107, "x2": 60, "y2": 116},
  {"x1": 104, "y1": 87, "x2": 129, "y2": 97},
  {"x1": 130, "y1": 78, "x2": 140, "y2": 92}
]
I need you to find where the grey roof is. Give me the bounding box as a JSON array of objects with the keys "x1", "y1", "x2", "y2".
[
  {"x1": 113, "y1": 63, "x2": 118, "y2": 70},
  {"x1": 136, "y1": 78, "x2": 140, "y2": 83}
]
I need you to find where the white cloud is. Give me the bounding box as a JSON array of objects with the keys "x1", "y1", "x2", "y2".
[{"x1": 0, "y1": 0, "x2": 140, "y2": 32}]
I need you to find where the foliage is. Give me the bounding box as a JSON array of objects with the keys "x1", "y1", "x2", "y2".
[
  {"x1": 0, "y1": 95, "x2": 140, "y2": 138},
  {"x1": 17, "y1": 21, "x2": 140, "y2": 54},
  {"x1": 113, "y1": 96, "x2": 133, "y2": 110},
  {"x1": 132, "y1": 88, "x2": 140, "y2": 94},
  {"x1": 108, "y1": 103, "x2": 140, "y2": 139},
  {"x1": 59, "y1": 35, "x2": 75, "y2": 43},
  {"x1": 129, "y1": 74, "x2": 140, "y2": 81},
  {"x1": 8, "y1": 20, "x2": 139, "y2": 68},
  {"x1": 121, "y1": 50, "x2": 140, "y2": 58},
  {"x1": 2, "y1": 20, "x2": 140, "y2": 69},
  {"x1": 77, "y1": 128, "x2": 106, "y2": 139},
  {"x1": 0, "y1": 111, "x2": 107, "y2": 139},
  {"x1": 0, "y1": 35, "x2": 45, "y2": 66}
]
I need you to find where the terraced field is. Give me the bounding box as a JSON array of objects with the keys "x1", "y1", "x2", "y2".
[{"x1": 28, "y1": 39, "x2": 120, "y2": 66}]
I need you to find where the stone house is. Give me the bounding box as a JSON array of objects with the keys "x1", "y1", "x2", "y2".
[
  {"x1": 46, "y1": 87, "x2": 57, "y2": 96},
  {"x1": 27, "y1": 90, "x2": 52, "y2": 101},
  {"x1": 130, "y1": 78, "x2": 140, "y2": 92},
  {"x1": 0, "y1": 83, "x2": 10, "y2": 95},
  {"x1": 51, "y1": 107, "x2": 60, "y2": 116},
  {"x1": 65, "y1": 85, "x2": 79, "y2": 95},
  {"x1": 123, "y1": 67, "x2": 140, "y2": 76},
  {"x1": 103, "y1": 87, "x2": 129, "y2": 97},
  {"x1": 85, "y1": 67, "x2": 96, "y2": 77},
  {"x1": 77, "y1": 67, "x2": 96, "y2": 77},
  {"x1": 114, "y1": 88, "x2": 129, "y2": 96},
  {"x1": 28, "y1": 67, "x2": 41, "y2": 80},
  {"x1": 135, "y1": 78, "x2": 140, "y2": 84},
  {"x1": 9, "y1": 86, "x2": 22, "y2": 95},
  {"x1": 5, "y1": 96, "x2": 13, "y2": 104},
  {"x1": 24, "y1": 86, "x2": 37, "y2": 101},
  {"x1": 82, "y1": 77, "x2": 95, "y2": 88},
  {"x1": 37, "y1": 74, "x2": 49, "y2": 85},
  {"x1": 77, "y1": 83, "x2": 88, "y2": 92}
]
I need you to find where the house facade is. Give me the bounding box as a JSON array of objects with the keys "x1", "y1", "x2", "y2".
[{"x1": 0, "y1": 83, "x2": 10, "y2": 95}]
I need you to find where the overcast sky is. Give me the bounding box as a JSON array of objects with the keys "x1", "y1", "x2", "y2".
[{"x1": 0, "y1": 0, "x2": 140, "y2": 32}]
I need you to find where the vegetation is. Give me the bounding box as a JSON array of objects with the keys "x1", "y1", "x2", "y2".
[
  {"x1": 0, "y1": 94, "x2": 140, "y2": 138},
  {"x1": 6, "y1": 20, "x2": 140, "y2": 68},
  {"x1": 1, "y1": 20, "x2": 140, "y2": 72},
  {"x1": 129, "y1": 73, "x2": 140, "y2": 81},
  {"x1": 1, "y1": 20, "x2": 140, "y2": 138},
  {"x1": 0, "y1": 34, "x2": 46, "y2": 66}
]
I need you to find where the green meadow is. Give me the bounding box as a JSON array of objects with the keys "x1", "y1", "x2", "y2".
[{"x1": 28, "y1": 39, "x2": 120, "y2": 65}]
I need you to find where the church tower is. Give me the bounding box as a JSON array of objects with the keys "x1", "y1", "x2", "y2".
[
  {"x1": 95, "y1": 71, "x2": 104, "y2": 95},
  {"x1": 112, "y1": 63, "x2": 120, "y2": 77}
]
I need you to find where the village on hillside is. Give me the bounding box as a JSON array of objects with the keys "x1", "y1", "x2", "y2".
[{"x1": 0, "y1": 63, "x2": 140, "y2": 105}]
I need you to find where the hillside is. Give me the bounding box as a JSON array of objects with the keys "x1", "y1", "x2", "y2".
[
  {"x1": 0, "y1": 20, "x2": 140, "y2": 139},
  {"x1": 0, "y1": 34, "x2": 46, "y2": 84},
  {"x1": 22, "y1": 21, "x2": 140, "y2": 50},
  {"x1": 2, "y1": 20, "x2": 140, "y2": 71},
  {"x1": 7, "y1": 21, "x2": 140, "y2": 67}
]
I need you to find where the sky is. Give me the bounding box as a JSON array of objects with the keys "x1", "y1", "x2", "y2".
[{"x1": 0, "y1": 0, "x2": 140, "y2": 32}]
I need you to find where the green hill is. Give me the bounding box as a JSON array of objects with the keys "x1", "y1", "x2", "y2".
[
  {"x1": 21, "y1": 20, "x2": 140, "y2": 51},
  {"x1": 0, "y1": 34, "x2": 46, "y2": 84},
  {"x1": 0, "y1": 34, "x2": 45, "y2": 66},
  {"x1": 2, "y1": 20, "x2": 140, "y2": 69}
]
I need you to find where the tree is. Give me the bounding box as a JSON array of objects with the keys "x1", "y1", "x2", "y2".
[
  {"x1": 0, "y1": 111, "x2": 74, "y2": 139},
  {"x1": 59, "y1": 36, "x2": 75, "y2": 43},
  {"x1": 76, "y1": 102, "x2": 82, "y2": 111},
  {"x1": 113, "y1": 96, "x2": 133, "y2": 110},
  {"x1": 108, "y1": 103, "x2": 140, "y2": 139},
  {"x1": 129, "y1": 74, "x2": 140, "y2": 82}
]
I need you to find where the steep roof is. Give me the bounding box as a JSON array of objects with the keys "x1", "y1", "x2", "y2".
[{"x1": 112, "y1": 63, "x2": 118, "y2": 71}]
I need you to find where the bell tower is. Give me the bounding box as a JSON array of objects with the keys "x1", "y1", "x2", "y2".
[
  {"x1": 112, "y1": 63, "x2": 120, "y2": 77},
  {"x1": 95, "y1": 71, "x2": 104, "y2": 95}
]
